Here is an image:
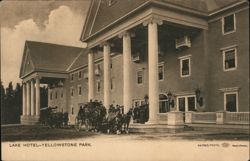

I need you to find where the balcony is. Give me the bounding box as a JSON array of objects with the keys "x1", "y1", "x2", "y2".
[
  {"x1": 176, "y1": 36, "x2": 191, "y2": 49},
  {"x1": 132, "y1": 54, "x2": 140, "y2": 63}
]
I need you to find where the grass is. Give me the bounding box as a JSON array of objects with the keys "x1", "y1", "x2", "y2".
[
  {"x1": 1, "y1": 125, "x2": 249, "y2": 142},
  {"x1": 1, "y1": 125, "x2": 98, "y2": 142}
]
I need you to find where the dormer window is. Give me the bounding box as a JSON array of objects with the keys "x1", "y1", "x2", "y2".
[{"x1": 108, "y1": 0, "x2": 116, "y2": 6}]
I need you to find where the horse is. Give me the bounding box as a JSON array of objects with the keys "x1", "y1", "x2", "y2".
[
  {"x1": 116, "y1": 108, "x2": 133, "y2": 134},
  {"x1": 106, "y1": 110, "x2": 120, "y2": 134}
]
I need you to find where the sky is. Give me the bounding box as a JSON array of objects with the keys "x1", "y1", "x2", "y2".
[{"x1": 0, "y1": 0, "x2": 90, "y2": 88}]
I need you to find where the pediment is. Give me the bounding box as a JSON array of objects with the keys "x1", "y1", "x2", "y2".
[{"x1": 19, "y1": 46, "x2": 35, "y2": 78}]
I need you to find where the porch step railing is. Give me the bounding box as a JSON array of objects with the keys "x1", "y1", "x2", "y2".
[
  {"x1": 225, "y1": 112, "x2": 249, "y2": 124},
  {"x1": 191, "y1": 112, "x2": 216, "y2": 124},
  {"x1": 185, "y1": 111, "x2": 249, "y2": 125}
]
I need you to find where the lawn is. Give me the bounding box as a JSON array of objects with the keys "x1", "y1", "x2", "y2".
[{"x1": 1, "y1": 125, "x2": 249, "y2": 142}]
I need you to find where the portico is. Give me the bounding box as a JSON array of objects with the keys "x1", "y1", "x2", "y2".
[
  {"x1": 19, "y1": 41, "x2": 83, "y2": 125},
  {"x1": 21, "y1": 77, "x2": 41, "y2": 125}
]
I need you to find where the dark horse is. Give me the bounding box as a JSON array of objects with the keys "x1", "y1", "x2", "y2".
[{"x1": 116, "y1": 108, "x2": 133, "y2": 134}]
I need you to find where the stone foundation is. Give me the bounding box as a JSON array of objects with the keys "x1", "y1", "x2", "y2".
[{"x1": 20, "y1": 115, "x2": 40, "y2": 125}]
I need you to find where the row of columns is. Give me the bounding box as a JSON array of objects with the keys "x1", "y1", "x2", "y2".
[
  {"x1": 87, "y1": 17, "x2": 162, "y2": 123},
  {"x1": 22, "y1": 77, "x2": 40, "y2": 116}
]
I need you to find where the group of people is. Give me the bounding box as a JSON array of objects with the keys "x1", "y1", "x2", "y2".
[{"x1": 133, "y1": 102, "x2": 149, "y2": 124}]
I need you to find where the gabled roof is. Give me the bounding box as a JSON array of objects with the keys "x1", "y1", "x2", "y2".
[
  {"x1": 81, "y1": 0, "x2": 246, "y2": 41},
  {"x1": 19, "y1": 41, "x2": 84, "y2": 78},
  {"x1": 68, "y1": 49, "x2": 104, "y2": 71}
]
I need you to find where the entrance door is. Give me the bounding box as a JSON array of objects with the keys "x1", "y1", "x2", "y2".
[
  {"x1": 178, "y1": 97, "x2": 186, "y2": 112},
  {"x1": 177, "y1": 95, "x2": 196, "y2": 112}
]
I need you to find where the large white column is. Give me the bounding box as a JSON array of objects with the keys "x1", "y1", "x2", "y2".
[
  {"x1": 22, "y1": 83, "x2": 26, "y2": 116},
  {"x1": 35, "y1": 77, "x2": 40, "y2": 116},
  {"x1": 30, "y1": 79, "x2": 35, "y2": 116},
  {"x1": 145, "y1": 18, "x2": 162, "y2": 124},
  {"x1": 88, "y1": 52, "x2": 95, "y2": 101},
  {"x1": 122, "y1": 32, "x2": 132, "y2": 113},
  {"x1": 26, "y1": 81, "x2": 31, "y2": 116},
  {"x1": 103, "y1": 42, "x2": 111, "y2": 109}
]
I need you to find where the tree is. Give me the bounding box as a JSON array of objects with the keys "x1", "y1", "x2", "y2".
[
  {"x1": 13, "y1": 83, "x2": 22, "y2": 123},
  {"x1": 1, "y1": 81, "x2": 6, "y2": 123}
]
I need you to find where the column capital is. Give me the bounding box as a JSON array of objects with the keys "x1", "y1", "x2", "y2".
[
  {"x1": 118, "y1": 31, "x2": 135, "y2": 39},
  {"x1": 99, "y1": 41, "x2": 114, "y2": 47},
  {"x1": 35, "y1": 75, "x2": 42, "y2": 80},
  {"x1": 143, "y1": 15, "x2": 163, "y2": 26}
]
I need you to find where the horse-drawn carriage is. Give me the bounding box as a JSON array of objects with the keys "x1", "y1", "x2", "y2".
[
  {"x1": 39, "y1": 100, "x2": 144, "y2": 134},
  {"x1": 39, "y1": 106, "x2": 68, "y2": 128},
  {"x1": 75, "y1": 101, "x2": 133, "y2": 134}
]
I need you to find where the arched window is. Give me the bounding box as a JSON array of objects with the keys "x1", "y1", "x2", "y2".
[{"x1": 159, "y1": 94, "x2": 170, "y2": 113}]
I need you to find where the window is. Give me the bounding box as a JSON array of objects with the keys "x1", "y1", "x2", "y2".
[
  {"x1": 61, "y1": 91, "x2": 63, "y2": 98},
  {"x1": 133, "y1": 100, "x2": 144, "y2": 107},
  {"x1": 71, "y1": 107, "x2": 74, "y2": 115},
  {"x1": 223, "y1": 48, "x2": 237, "y2": 71},
  {"x1": 78, "y1": 71, "x2": 82, "y2": 79},
  {"x1": 71, "y1": 74, "x2": 74, "y2": 81},
  {"x1": 78, "y1": 85, "x2": 82, "y2": 95},
  {"x1": 179, "y1": 56, "x2": 191, "y2": 77},
  {"x1": 222, "y1": 14, "x2": 236, "y2": 34},
  {"x1": 55, "y1": 91, "x2": 57, "y2": 99},
  {"x1": 224, "y1": 92, "x2": 238, "y2": 112},
  {"x1": 50, "y1": 92, "x2": 53, "y2": 100},
  {"x1": 159, "y1": 94, "x2": 170, "y2": 113},
  {"x1": 158, "y1": 64, "x2": 164, "y2": 81},
  {"x1": 97, "y1": 80, "x2": 101, "y2": 92},
  {"x1": 137, "y1": 71, "x2": 143, "y2": 84},
  {"x1": 177, "y1": 95, "x2": 196, "y2": 112},
  {"x1": 71, "y1": 87, "x2": 74, "y2": 97}
]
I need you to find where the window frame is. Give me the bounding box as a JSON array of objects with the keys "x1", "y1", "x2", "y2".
[
  {"x1": 136, "y1": 70, "x2": 143, "y2": 85},
  {"x1": 70, "y1": 87, "x2": 74, "y2": 97},
  {"x1": 78, "y1": 85, "x2": 82, "y2": 96},
  {"x1": 224, "y1": 91, "x2": 238, "y2": 112},
  {"x1": 96, "y1": 80, "x2": 101, "y2": 93},
  {"x1": 133, "y1": 99, "x2": 144, "y2": 107},
  {"x1": 78, "y1": 70, "x2": 82, "y2": 80},
  {"x1": 222, "y1": 13, "x2": 236, "y2": 35},
  {"x1": 158, "y1": 62, "x2": 164, "y2": 81},
  {"x1": 179, "y1": 55, "x2": 191, "y2": 78},
  {"x1": 222, "y1": 47, "x2": 237, "y2": 71},
  {"x1": 70, "y1": 73, "x2": 74, "y2": 82},
  {"x1": 176, "y1": 95, "x2": 196, "y2": 112}
]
